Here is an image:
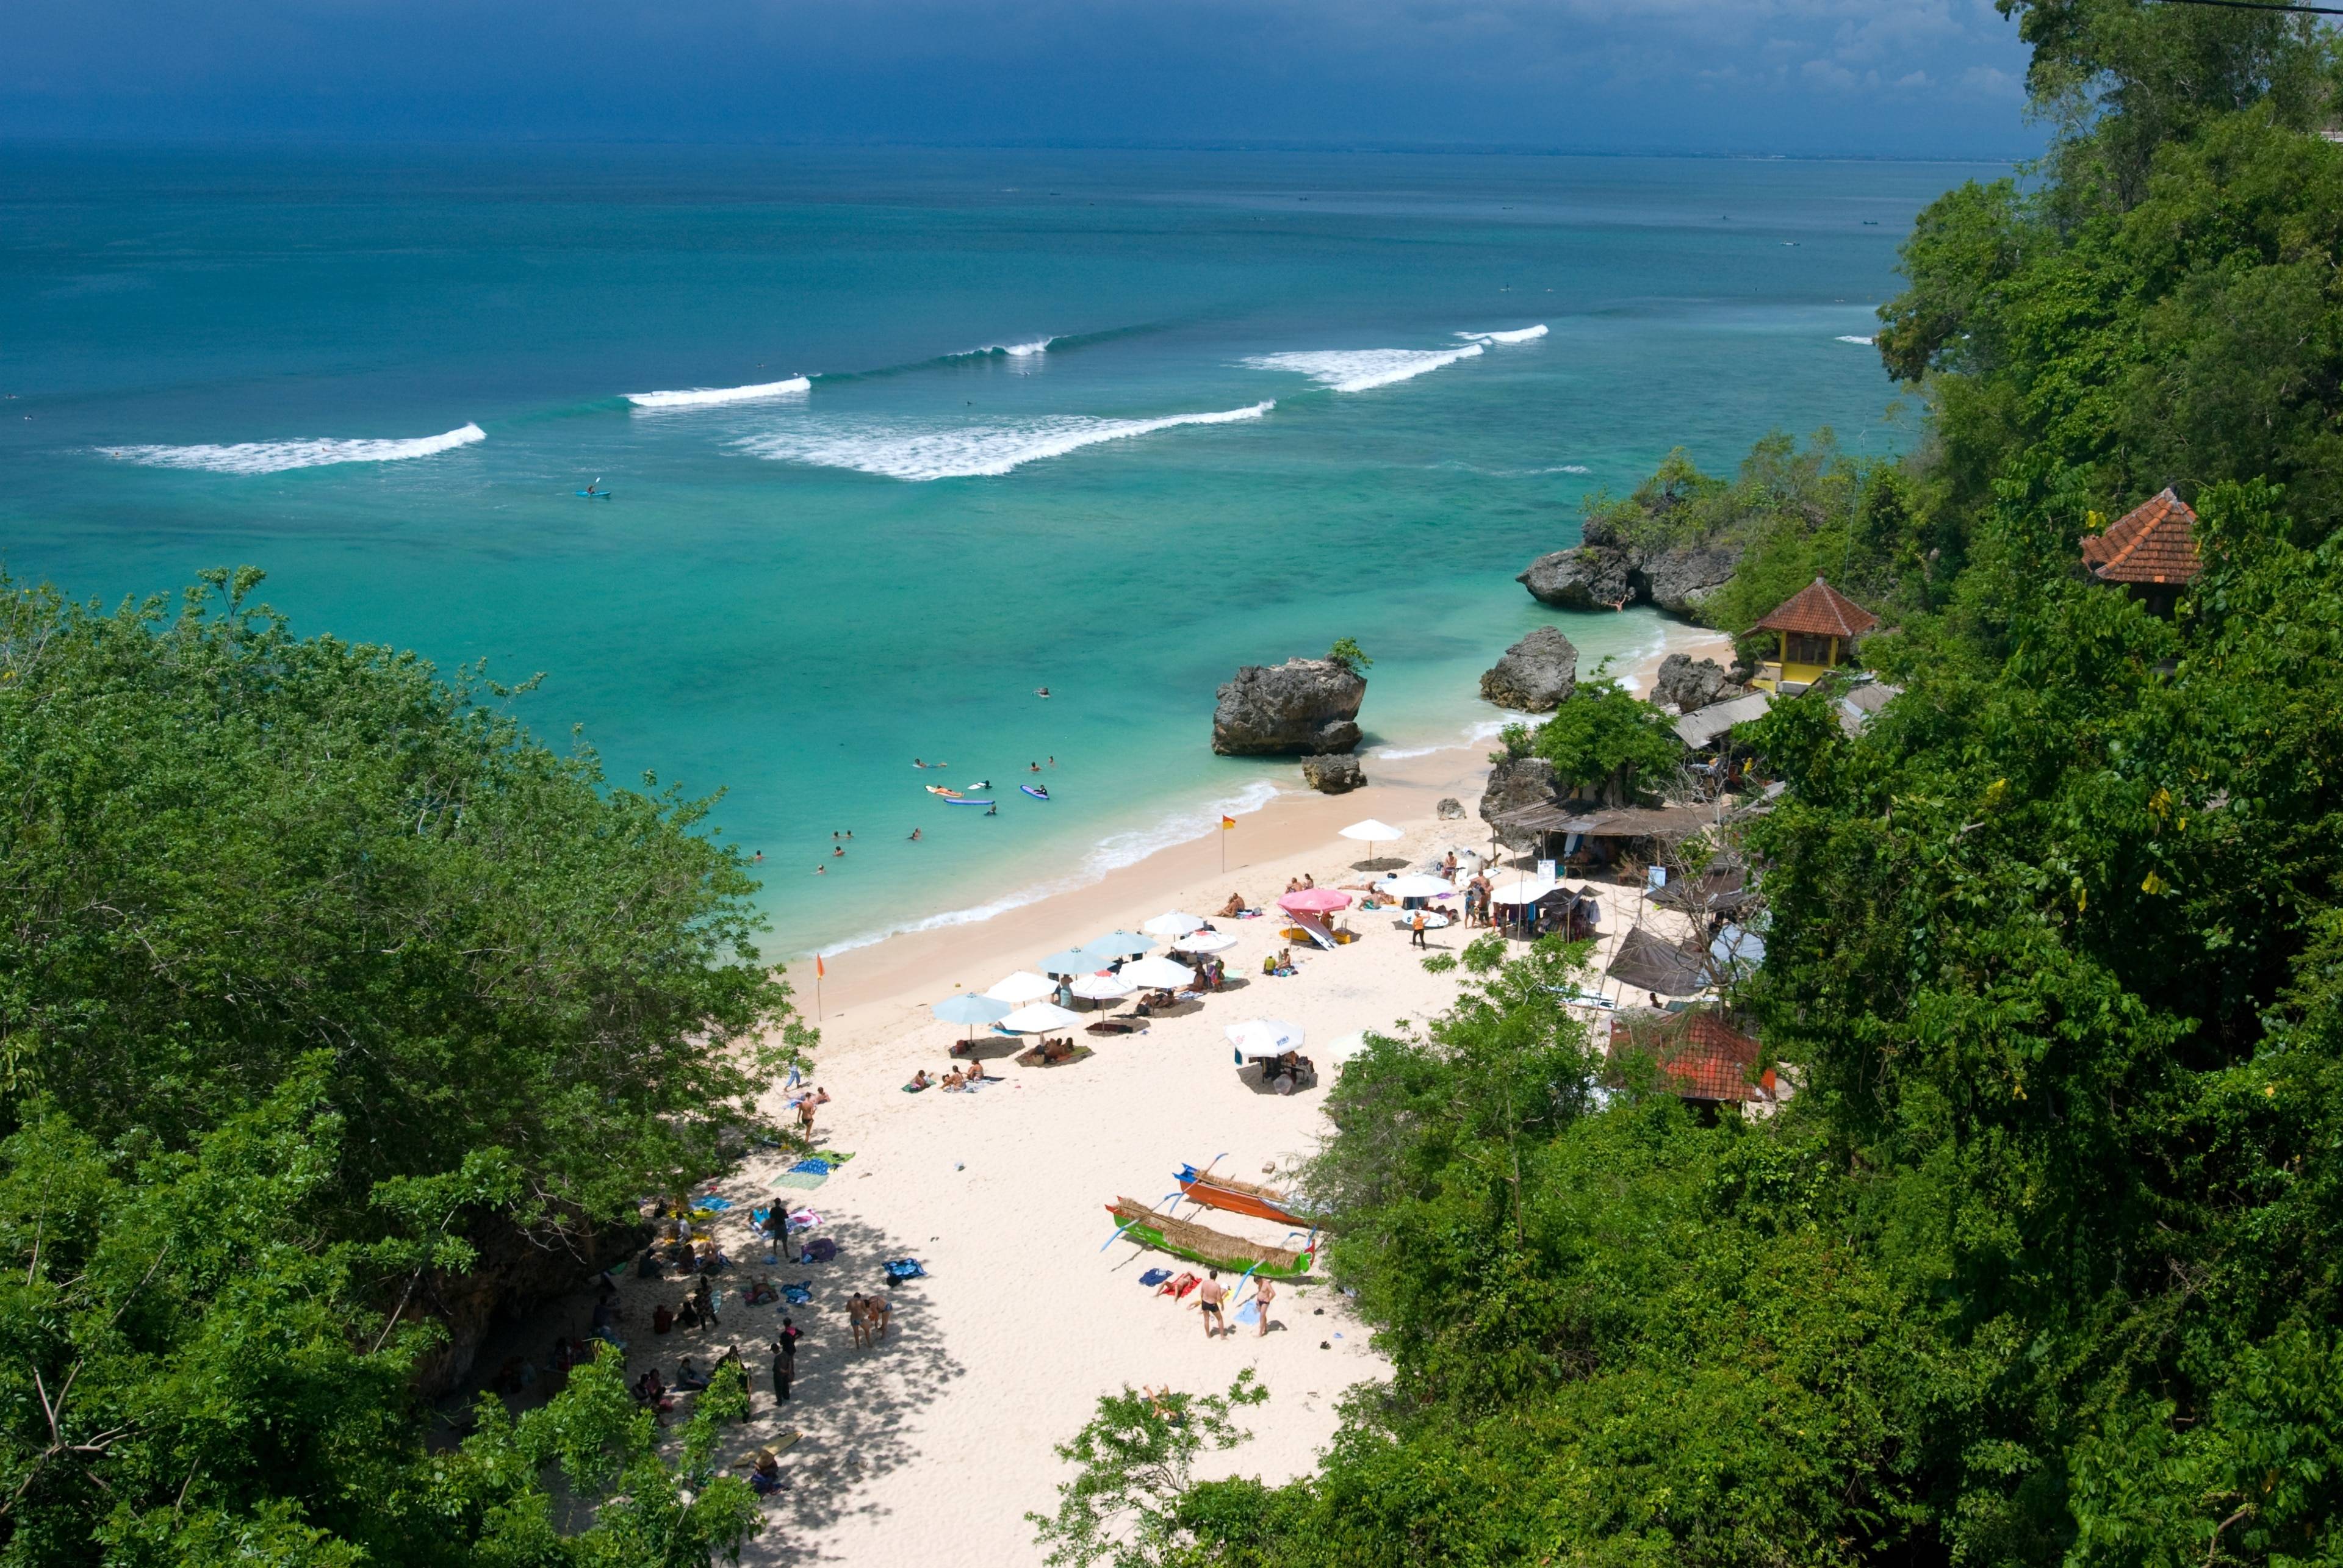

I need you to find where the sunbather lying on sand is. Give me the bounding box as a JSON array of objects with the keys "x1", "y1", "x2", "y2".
[{"x1": 905, "y1": 1069, "x2": 930, "y2": 1091}]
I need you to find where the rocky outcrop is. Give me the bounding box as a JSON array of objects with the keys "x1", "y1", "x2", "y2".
[
  {"x1": 1212, "y1": 658, "x2": 1366, "y2": 756},
  {"x1": 1652, "y1": 654, "x2": 1743, "y2": 714},
  {"x1": 1480, "y1": 756, "x2": 1560, "y2": 851},
  {"x1": 1301, "y1": 753, "x2": 1364, "y2": 794},
  {"x1": 1479, "y1": 627, "x2": 1579, "y2": 712},
  {"x1": 1517, "y1": 534, "x2": 1743, "y2": 619},
  {"x1": 1436, "y1": 797, "x2": 1466, "y2": 820}
]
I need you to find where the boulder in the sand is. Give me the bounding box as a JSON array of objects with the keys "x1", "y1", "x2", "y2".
[
  {"x1": 1212, "y1": 658, "x2": 1366, "y2": 756},
  {"x1": 1652, "y1": 653, "x2": 1743, "y2": 714},
  {"x1": 1480, "y1": 756, "x2": 1559, "y2": 849},
  {"x1": 1479, "y1": 626, "x2": 1579, "y2": 712},
  {"x1": 1300, "y1": 753, "x2": 1365, "y2": 794},
  {"x1": 1436, "y1": 797, "x2": 1466, "y2": 820}
]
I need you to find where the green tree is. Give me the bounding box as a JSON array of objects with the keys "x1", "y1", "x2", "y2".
[
  {"x1": 1530, "y1": 677, "x2": 1681, "y2": 804},
  {"x1": 1325, "y1": 637, "x2": 1372, "y2": 677},
  {"x1": 1028, "y1": 1372, "x2": 1267, "y2": 1568}
]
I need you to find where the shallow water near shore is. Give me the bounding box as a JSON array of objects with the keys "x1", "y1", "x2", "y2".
[{"x1": 0, "y1": 145, "x2": 1994, "y2": 955}]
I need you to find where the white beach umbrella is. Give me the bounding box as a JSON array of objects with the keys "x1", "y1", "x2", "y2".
[
  {"x1": 1486, "y1": 877, "x2": 1561, "y2": 905},
  {"x1": 1173, "y1": 929, "x2": 1239, "y2": 955},
  {"x1": 998, "y1": 1002, "x2": 1082, "y2": 1034},
  {"x1": 1377, "y1": 873, "x2": 1457, "y2": 899},
  {"x1": 1120, "y1": 954, "x2": 1197, "y2": 990},
  {"x1": 1067, "y1": 972, "x2": 1136, "y2": 1005},
  {"x1": 1140, "y1": 910, "x2": 1206, "y2": 938},
  {"x1": 1040, "y1": 948, "x2": 1101, "y2": 976},
  {"x1": 1225, "y1": 1018, "x2": 1306, "y2": 1054},
  {"x1": 984, "y1": 970, "x2": 1058, "y2": 1005},
  {"x1": 1323, "y1": 1031, "x2": 1369, "y2": 1064},
  {"x1": 1084, "y1": 930, "x2": 1156, "y2": 959}
]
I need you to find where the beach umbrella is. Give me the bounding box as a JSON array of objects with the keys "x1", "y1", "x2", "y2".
[
  {"x1": 1084, "y1": 930, "x2": 1156, "y2": 959},
  {"x1": 1486, "y1": 877, "x2": 1561, "y2": 905},
  {"x1": 932, "y1": 991, "x2": 1012, "y2": 1048},
  {"x1": 1339, "y1": 818, "x2": 1404, "y2": 866},
  {"x1": 1067, "y1": 972, "x2": 1136, "y2": 1009},
  {"x1": 1225, "y1": 1018, "x2": 1305, "y2": 1054},
  {"x1": 1140, "y1": 911, "x2": 1205, "y2": 938},
  {"x1": 1276, "y1": 887, "x2": 1351, "y2": 915},
  {"x1": 985, "y1": 970, "x2": 1058, "y2": 1005},
  {"x1": 1174, "y1": 929, "x2": 1238, "y2": 955},
  {"x1": 1323, "y1": 1031, "x2": 1369, "y2": 1064},
  {"x1": 1377, "y1": 873, "x2": 1456, "y2": 899},
  {"x1": 1120, "y1": 954, "x2": 1196, "y2": 990},
  {"x1": 998, "y1": 1002, "x2": 1082, "y2": 1034},
  {"x1": 1040, "y1": 948, "x2": 1102, "y2": 977}
]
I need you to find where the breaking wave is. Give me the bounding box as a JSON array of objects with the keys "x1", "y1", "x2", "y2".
[
  {"x1": 947, "y1": 337, "x2": 1054, "y2": 359},
  {"x1": 1242, "y1": 345, "x2": 1483, "y2": 392},
  {"x1": 735, "y1": 401, "x2": 1273, "y2": 481},
  {"x1": 627, "y1": 378, "x2": 811, "y2": 409},
  {"x1": 1457, "y1": 324, "x2": 1549, "y2": 344},
  {"x1": 1836, "y1": 334, "x2": 1875, "y2": 345},
  {"x1": 99, "y1": 423, "x2": 485, "y2": 475}
]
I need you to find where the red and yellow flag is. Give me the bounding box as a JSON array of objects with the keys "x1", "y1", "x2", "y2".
[
  {"x1": 815, "y1": 953, "x2": 826, "y2": 978},
  {"x1": 1221, "y1": 816, "x2": 1236, "y2": 830}
]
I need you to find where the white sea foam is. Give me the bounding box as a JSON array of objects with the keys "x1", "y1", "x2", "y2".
[
  {"x1": 735, "y1": 401, "x2": 1273, "y2": 481},
  {"x1": 1242, "y1": 345, "x2": 1482, "y2": 392},
  {"x1": 627, "y1": 377, "x2": 811, "y2": 409},
  {"x1": 1456, "y1": 324, "x2": 1549, "y2": 344},
  {"x1": 815, "y1": 780, "x2": 1283, "y2": 957},
  {"x1": 1837, "y1": 334, "x2": 1875, "y2": 345},
  {"x1": 99, "y1": 423, "x2": 485, "y2": 475},
  {"x1": 1559, "y1": 464, "x2": 1592, "y2": 474},
  {"x1": 949, "y1": 337, "x2": 1054, "y2": 359}
]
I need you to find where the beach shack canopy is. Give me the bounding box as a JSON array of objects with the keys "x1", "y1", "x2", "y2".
[
  {"x1": 1673, "y1": 691, "x2": 1774, "y2": 751},
  {"x1": 1608, "y1": 1009, "x2": 1767, "y2": 1102},
  {"x1": 1495, "y1": 802, "x2": 1719, "y2": 840},
  {"x1": 1653, "y1": 861, "x2": 1753, "y2": 916},
  {"x1": 1605, "y1": 925, "x2": 1710, "y2": 997},
  {"x1": 1487, "y1": 876, "x2": 1562, "y2": 905},
  {"x1": 1753, "y1": 577, "x2": 1882, "y2": 640},
  {"x1": 2082, "y1": 487, "x2": 2203, "y2": 586}
]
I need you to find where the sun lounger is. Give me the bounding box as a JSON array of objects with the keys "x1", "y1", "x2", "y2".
[{"x1": 1288, "y1": 912, "x2": 1337, "y2": 950}]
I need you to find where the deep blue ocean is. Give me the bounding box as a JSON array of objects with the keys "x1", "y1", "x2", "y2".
[{"x1": 0, "y1": 145, "x2": 1995, "y2": 955}]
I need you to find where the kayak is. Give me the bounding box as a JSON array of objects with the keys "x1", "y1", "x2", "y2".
[
  {"x1": 1021, "y1": 785, "x2": 1051, "y2": 800},
  {"x1": 575, "y1": 490, "x2": 613, "y2": 499}
]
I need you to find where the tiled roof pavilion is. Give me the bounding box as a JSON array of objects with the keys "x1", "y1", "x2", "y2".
[
  {"x1": 1610, "y1": 1009, "x2": 1769, "y2": 1103},
  {"x1": 2082, "y1": 488, "x2": 2203, "y2": 586},
  {"x1": 1752, "y1": 578, "x2": 1881, "y2": 640}
]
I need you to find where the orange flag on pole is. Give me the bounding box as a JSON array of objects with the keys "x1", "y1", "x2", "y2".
[
  {"x1": 815, "y1": 953, "x2": 826, "y2": 978},
  {"x1": 1221, "y1": 816, "x2": 1236, "y2": 830}
]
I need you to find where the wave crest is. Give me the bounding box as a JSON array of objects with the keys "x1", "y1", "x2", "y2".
[
  {"x1": 1242, "y1": 345, "x2": 1482, "y2": 392},
  {"x1": 736, "y1": 401, "x2": 1273, "y2": 481},
  {"x1": 627, "y1": 378, "x2": 811, "y2": 410},
  {"x1": 1457, "y1": 324, "x2": 1549, "y2": 344},
  {"x1": 1836, "y1": 334, "x2": 1875, "y2": 346},
  {"x1": 99, "y1": 423, "x2": 484, "y2": 475}
]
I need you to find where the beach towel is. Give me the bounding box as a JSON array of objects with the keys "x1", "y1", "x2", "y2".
[
  {"x1": 803, "y1": 1237, "x2": 838, "y2": 1262},
  {"x1": 901, "y1": 1082, "x2": 927, "y2": 1093},
  {"x1": 787, "y1": 1209, "x2": 822, "y2": 1228},
  {"x1": 692, "y1": 1194, "x2": 735, "y2": 1211},
  {"x1": 884, "y1": 1259, "x2": 927, "y2": 1281},
  {"x1": 1138, "y1": 1267, "x2": 1173, "y2": 1288},
  {"x1": 781, "y1": 1282, "x2": 813, "y2": 1305},
  {"x1": 1162, "y1": 1272, "x2": 1201, "y2": 1300},
  {"x1": 788, "y1": 1157, "x2": 832, "y2": 1176},
  {"x1": 771, "y1": 1170, "x2": 829, "y2": 1192}
]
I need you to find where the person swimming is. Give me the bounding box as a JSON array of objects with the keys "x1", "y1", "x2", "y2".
[
  {"x1": 908, "y1": 827, "x2": 922, "y2": 841},
  {"x1": 1035, "y1": 686, "x2": 1051, "y2": 698}
]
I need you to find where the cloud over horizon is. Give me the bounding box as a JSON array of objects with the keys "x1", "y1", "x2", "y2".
[{"x1": 6, "y1": 0, "x2": 2039, "y2": 157}]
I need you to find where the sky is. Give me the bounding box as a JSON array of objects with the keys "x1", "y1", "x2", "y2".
[{"x1": 6, "y1": 0, "x2": 2041, "y2": 158}]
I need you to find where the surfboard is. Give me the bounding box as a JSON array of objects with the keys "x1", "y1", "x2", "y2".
[
  {"x1": 1021, "y1": 785, "x2": 1051, "y2": 800},
  {"x1": 944, "y1": 797, "x2": 993, "y2": 807}
]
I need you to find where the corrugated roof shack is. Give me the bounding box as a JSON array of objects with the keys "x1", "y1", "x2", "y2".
[{"x1": 1608, "y1": 1009, "x2": 1778, "y2": 1113}]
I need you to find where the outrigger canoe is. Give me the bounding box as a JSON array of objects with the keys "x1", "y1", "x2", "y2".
[
  {"x1": 1175, "y1": 1163, "x2": 1314, "y2": 1228},
  {"x1": 1105, "y1": 1196, "x2": 1315, "y2": 1279}
]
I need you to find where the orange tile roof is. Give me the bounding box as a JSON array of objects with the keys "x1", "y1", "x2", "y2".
[
  {"x1": 1752, "y1": 577, "x2": 1880, "y2": 640},
  {"x1": 2082, "y1": 488, "x2": 2203, "y2": 586},
  {"x1": 1609, "y1": 1010, "x2": 1765, "y2": 1102}
]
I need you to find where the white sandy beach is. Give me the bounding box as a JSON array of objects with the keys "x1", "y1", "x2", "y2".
[{"x1": 506, "y1": 626, "x2": 1732, "y2": 1565}]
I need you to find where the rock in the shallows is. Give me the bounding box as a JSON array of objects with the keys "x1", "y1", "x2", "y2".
[
  {"x1": 1480, "y1": 756, "x2": 1559, "y2": 849},
  {"x1": 1436, "y1": 797, "x2": 1467, "y2": 820},
  {"x1": 1652, "y1": 653, "x2": 1741, "y2": 714},
  {"x1": 1480, "y1": 627, "x2": 1580, "y2": 712},
  {"x1": 1300, "y1": 753, "x2": 1365, "y2": 794},
  {"x1": 1517, "y1": 545, "x2": 1633, "y2": 611},
  {"x1": 1212, "y1": 658, "x2": 1366, "y2": 756}
]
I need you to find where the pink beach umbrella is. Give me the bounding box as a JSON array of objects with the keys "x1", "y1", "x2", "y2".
[{"x1": 1276, "y1": 887, "x2": 1352, "y2": 916}]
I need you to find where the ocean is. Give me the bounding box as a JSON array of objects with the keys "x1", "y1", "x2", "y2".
[{"x1": 0, "y1": 144, "x2": 1996, "y2": 957}]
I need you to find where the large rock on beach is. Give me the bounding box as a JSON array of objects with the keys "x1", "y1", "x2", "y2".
[
  {"x1": 1300, "y1": 753, "x2": 1365, "y2": 794},
  {"x1": 1517, "y1": 539, "x2": 1744, "y2": 618},
  {"x1": 1652, "y1": 654, "x2": 1742, "y2": 714},
  {"x1": 1480, "y1": 756, "x2": 1560, "y2": 850},
  {"x1": 1211, "y1": 658, "x2": 1366, "y2": 756},
  {"x1": 1480, "y1": 627, "x2": 1580, "y2": 712},
  {"x1": 1436, "y1": 797, "x2": 1467, "y2": 820}
]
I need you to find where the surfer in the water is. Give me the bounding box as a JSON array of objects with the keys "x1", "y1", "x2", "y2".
[
  {"x1": 985, "y1": 804, "x2": 998, "y2": 816},
  {"x1": 908, "y1": 827, "x2": 922, "y2": 841},
  {"x1": 1035, "y1": 686, "x2": 1051, "y2": 698}
]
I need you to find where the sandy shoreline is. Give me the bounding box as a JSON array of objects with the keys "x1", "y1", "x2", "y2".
[{"x1": 480, "y1": 620, "x2": 1732, "y2": 1565}]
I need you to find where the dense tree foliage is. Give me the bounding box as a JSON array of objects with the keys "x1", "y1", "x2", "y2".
[
  {"x1": 0, "y1": 570, "x2": 799, "y2": 1561},
  {"x1": 1526, "y1": 677, "x2": 1682, "y2": 804},
  {"x1": 1037, "y1": 5, "x2": 2343, "y2": 1564}
]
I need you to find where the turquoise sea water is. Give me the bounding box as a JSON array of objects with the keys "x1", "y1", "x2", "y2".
[{"x1": 0, "y1": 145, "x2": 1995, "y2": 955}]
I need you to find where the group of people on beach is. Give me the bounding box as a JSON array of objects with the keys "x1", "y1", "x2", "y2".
[{"x1": 1194, "y1": 1269, "x2": 1275, "y2": 1339}]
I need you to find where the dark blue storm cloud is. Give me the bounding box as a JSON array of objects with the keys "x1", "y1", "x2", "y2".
[{"x1": 5, "y1": 0, "x2": 2037, "y2": 156}]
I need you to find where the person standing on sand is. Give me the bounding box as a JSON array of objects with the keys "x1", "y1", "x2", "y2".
[
  {"x1": 1254, "y1": 1278, "x2": 1276, "y2": 1337},
  {"x1": 1198, "y1": 1271, "x2": 1226, "y2": 1339},
  {"x1": 772, "y1": 1340, "x2": 793, "y2": 1402},
  {"x1": 1410, "y1": 910, "x2": 1428, "y2": 949}
]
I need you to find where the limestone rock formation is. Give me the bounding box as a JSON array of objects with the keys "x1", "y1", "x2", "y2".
[
  {"x1": 1652, "y1": 653, "x2": 1743, "y2": 714},
  {"x1": 1212, "y1": 658, "x2": 1366, "y2": 756},
  {"x1": 1480, "y1": 756, "x2": 1559, "y2": 850},
  {"x1": 1517, "y1": 538, "x2": 1743, "y2": 617},
  {"x1": 1436, "y1": 797, "x2": 1466, "y2": 820},
  {"x1": 1300, "y1": 753, "x2": 1365, "y2": 794},
  {"x1": 1479, "y1": 626, "x2": 1580, "y2": 712}
]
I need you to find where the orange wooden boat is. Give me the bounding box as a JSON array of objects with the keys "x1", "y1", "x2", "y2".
[{"x1": 1175, "y1": 1163, "x2": 1313, "y2": 1227}]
